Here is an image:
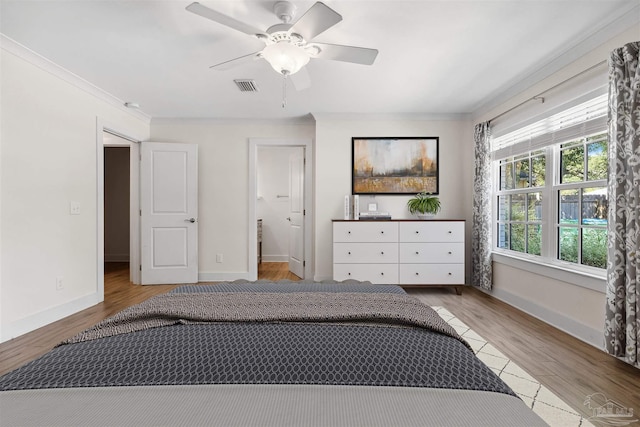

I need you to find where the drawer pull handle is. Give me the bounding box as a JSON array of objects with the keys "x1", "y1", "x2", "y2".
[
  {"x1": 381, "y1": 251, "x2": 384, "y2": 255},
  {"x1": 381, "y1": 231, "x2": 384, "y2": 234},
  {"x1": 448, "y1": 272, "x2": 452, "y2": 275},
  {"x1": 415, "y1": 231, "x2": 419, "y2": 234},
  {"x1": 415, "y1": 251, "x2": 419, "y2": 255},
  {"x1": 448, "y1": 231, "x2": 452, "y2": 234},
  {"x1": 348, "y1": 252, "x2": 351, "y2": 255},
  {"x1": 448, "y1": 251, "x2": 452, "y2": 255},
  {"x1": 381, "y1": 272, "x2": 384, "y2": 276},
  {"x1": 348, "y1": 272, "x2": 351, "y2": 276},
  {"x1": 415, "y1": 272, "x2": 419, "y2": 276},
  {"x1": 348, "y1": 231, "x2": 351, "y2": 234}
]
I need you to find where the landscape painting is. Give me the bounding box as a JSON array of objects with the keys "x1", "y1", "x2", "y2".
[{"x1": 352, "y1": 137, "x2": 439, "y2": 195}]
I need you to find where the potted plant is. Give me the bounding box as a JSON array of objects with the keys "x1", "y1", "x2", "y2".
[{"x1": 407, "y1": 192, "x2": 441, "y2": 219}]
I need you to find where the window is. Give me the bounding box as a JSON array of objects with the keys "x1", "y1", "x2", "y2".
[
  {"x1": 556, "y1": 133, "x2": 608, "y2": 268},
  {"x1": 496, "y1": 151, "x2": 544, "y2": 255},
  {"x1": 491, "y1": 95, "x2": 608, "y2": 273}
]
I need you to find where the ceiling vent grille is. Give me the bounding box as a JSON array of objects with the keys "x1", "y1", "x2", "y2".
[{"x1": 234, "y1": 79, "x2": 259, "y2": 92}]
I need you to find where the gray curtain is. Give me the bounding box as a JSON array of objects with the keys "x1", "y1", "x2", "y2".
[
  {"x1": 471, "y1": 122, "x2": 493, "y2": 291},
  {"x1": 604, "y1": 41, "x2": 640, "y2": 368}
]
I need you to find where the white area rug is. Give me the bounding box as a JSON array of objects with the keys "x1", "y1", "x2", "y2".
[{"x1": 434, "y1": 307, "x2": 595, "y2": 427}]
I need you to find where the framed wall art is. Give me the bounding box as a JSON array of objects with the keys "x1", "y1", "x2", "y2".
[{"x1": 352, "y1": 137, "x2": 439, "y2": 195}]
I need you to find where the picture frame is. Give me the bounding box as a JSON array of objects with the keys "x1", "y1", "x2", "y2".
[{"x1": 352, "y1": 137, "x2": 439, "y2": 195}]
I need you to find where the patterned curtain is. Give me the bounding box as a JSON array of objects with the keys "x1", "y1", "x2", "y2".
[
  {"x1": 471, "y1": 122, "x2": 493, "y2": 291},
  {"x1": 604, "y1": 41, "x2": 640, "y2": 368}
]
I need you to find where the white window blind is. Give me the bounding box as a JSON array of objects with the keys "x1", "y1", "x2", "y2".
[{"x1": 492, "y1": 94, "x2": 607, "y2": 159}]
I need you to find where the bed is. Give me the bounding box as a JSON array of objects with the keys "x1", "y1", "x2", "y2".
[{"x1": 0, "y1": 281, "x2": 547, "y2": 426}]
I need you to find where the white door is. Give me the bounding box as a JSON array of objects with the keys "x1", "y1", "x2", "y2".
[
  {"x1": 288, "y1": 150, "x2": 304, "y2": 278},
  {"x1": 140, "y1": 142, "x2": 198, "y2": 285}
]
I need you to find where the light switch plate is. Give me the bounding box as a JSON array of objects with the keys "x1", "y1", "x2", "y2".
[{"x1": 70, "y1": 201, "x2": 81, "y2": 215}]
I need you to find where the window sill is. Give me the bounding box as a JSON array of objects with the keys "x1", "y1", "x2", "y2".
[{"x1": 492, "y1": 251, "x2": 606, "y2": 293}]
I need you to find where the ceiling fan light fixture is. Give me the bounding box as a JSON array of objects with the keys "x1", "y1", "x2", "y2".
[{"x1": 261, "y1": 42, "x2": 310, "y2": 75}]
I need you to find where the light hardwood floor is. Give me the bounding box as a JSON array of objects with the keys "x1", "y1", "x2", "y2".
[{"x1": 1, "y1": 262, "x2": 638, "y2": 422}]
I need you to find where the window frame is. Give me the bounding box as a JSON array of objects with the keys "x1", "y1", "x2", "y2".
[{"x1": 491, "y1": 133, "x2": 608, "y2": 290}]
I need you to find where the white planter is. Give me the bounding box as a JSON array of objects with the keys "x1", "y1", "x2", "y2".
[{"x1": 416, "y1": 213, "x2": 436, "y2": 220}]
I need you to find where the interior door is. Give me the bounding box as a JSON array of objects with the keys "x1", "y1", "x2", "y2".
[
  {"x1": 140, "y1": 142, "x2": 198, "y2": 285},
  {"x1": 288, "y1": 149, "x2": 304, "y2": 278}
]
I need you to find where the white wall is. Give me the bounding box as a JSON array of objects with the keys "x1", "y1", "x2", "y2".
[
  {"x1": 0, "y1": 41, "x2": 150, "y2": 341},
  {"x1": 150, "y1": 119, "x2": 314, "y2": 280},
  {"x1": 313, "y1": 115, "x2": 474, "y2": 281},
  {"x1": 472, "y1": 26, "x2": 640, "y2": 348},
  {"x1": 257, "y1": 146, "x2": 300, "y2": 262}
]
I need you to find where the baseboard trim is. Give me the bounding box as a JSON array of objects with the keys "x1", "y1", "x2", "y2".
[
  {"x1": 262, "y1": 256, "x2": 288, "y2": 263},
  {"x1": 488, "y1": 286, "x2": 604, "y2": 350},
  {"x1": 1, "y1": 292, "x2": 103, "y2": 343},
  {"x1": 105, "y1": 255, "x2": 130, "y2": 263}
]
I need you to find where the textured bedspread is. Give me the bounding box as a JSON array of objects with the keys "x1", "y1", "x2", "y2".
[
  {"x1": 0, "y1": 282, "x2": 550, "y2": 426},
  {"x1": 61, "y1": 291, "x2": 469, "y2": 349}
]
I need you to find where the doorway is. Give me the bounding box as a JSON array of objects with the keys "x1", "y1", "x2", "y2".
[
  {"x1": 248, "y1": 138, "x2": 313, "y2": 282},
  {"x1": 104, "y1": 145, "x2": 130, "y2": 282},
  {"x1": 256, "y1": 146, "x2": 303, "y2": 280},
  {"x1": 97, "y1": 125, "x2": 142, "y2": 295}
]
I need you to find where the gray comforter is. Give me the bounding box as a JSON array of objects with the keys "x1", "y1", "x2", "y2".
[{"x1": 0, "y1": 282, "x2": 548, "y2": 426}]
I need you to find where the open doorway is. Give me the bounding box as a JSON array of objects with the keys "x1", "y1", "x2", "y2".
[
  {"x1": 99, "y1": 127, "x2": 141, "y2": 291},
  {"x1": 248, "y1": 138, "x2": 313, "y2": 282},
  {"x1": 256, "y1": 146, "x2": 303, "y2": 281},
  {"x1": 104, "y1": 145, "x2": 130, "y2": 283}
]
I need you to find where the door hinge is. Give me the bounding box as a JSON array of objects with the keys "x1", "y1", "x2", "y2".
[
  {"x1": 140, "y1": 209, "x2": 142, "y2": 216},
  {"x1": 303, "y1": 209, "x2": 306, "y2": 215},
  {"x1": 303, "y1": 261, "x2": 306, "y2": 267},
  {"x1": 139, "y1": 265, "x2": 142, "y2": 271}
]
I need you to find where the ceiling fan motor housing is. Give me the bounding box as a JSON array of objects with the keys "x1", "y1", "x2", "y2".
[{"x1": 273, "y1": 1, "x2": 297, "y2": 24}]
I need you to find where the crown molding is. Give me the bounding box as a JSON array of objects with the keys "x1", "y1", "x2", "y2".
[
  {"x1": 1, "y1": 33, "x2": 151, "y2": 124},
  {"x1": 151, "y1": 114, "x2": 316, "y2": 126},
  {"x1": 311, "y1": 112, "x2": 471, "y2": 122}
]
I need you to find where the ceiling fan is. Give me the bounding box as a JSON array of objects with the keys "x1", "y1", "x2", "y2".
[{"x1": 185, "y1": 1, "x2": 379, "y2": 77}]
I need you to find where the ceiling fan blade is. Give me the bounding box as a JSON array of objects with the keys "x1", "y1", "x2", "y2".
[
  {"x1": 290, "y1": 67, "x2": 311, "y2": 91},
  {"x1": 210, "y1": 51, "x2": 263, "y2": 71},
  {"x1": 289, "y1": 2, "x2": 342, "y2": 41},
  {"x1": 186, "y1": 2, "x2": 266, "y2": 37},
  {"x1": 313, "y1": 43, "x2": 378, "y2": 65}
]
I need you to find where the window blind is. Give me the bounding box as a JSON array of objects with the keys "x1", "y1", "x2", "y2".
[{"x1": 491, "y1": 94, "x2": 607, "y2": 159}]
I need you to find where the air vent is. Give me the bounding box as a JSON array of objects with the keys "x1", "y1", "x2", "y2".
[{"x1": 234, "y1": 79, "x2": 259, "y2": 92}]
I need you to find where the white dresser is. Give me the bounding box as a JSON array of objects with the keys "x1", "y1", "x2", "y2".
[{"x1": 333, "y1": 220, "x2": 465, "y2": 292}]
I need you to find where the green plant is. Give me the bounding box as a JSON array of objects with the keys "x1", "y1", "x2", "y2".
[{"x1": 407, "y1": 192, "x2": 441, "y2": 215}]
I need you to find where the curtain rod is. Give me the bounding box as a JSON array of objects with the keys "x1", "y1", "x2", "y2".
[{"x1": 488, "y1": 59, "x2": 608, "y2": 123}]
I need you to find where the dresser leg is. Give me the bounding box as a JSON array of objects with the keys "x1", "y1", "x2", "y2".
[{"x1": 454, "y1": 286, "x2": 462, "y2": 295}]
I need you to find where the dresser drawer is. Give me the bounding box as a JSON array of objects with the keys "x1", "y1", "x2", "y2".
[
  {"x1": 334, "y1": 243, "x2": 398, "y2": 263},
  {"x1": 399, "y1": 242, "x2": 464, "y2": 263},
  {"x1": 399, "y1": 221, "x2": 464, "y2": 242},
  {"x1": 333, "y1": 221, "x2": 398, "y2": 243},
  {"x1": 399, "y1": 264, "x2": 464, "y2": 285},
  {"x1": 333, "y1": 263, "x2": 399, "y2": 284}
]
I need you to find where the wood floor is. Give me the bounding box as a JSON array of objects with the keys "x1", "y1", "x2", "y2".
[{"x1": 1, "y1": 261, "x2": 639, "y2": 422}]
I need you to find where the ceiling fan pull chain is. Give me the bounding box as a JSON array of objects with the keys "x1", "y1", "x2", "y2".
[{"x1": 282, "y1": 72, "x2": 288, "y2": 108}]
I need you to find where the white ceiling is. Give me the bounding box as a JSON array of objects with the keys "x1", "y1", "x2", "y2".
[{"x1": 1, "y1": 0, "x2": 638, "y2": 120}]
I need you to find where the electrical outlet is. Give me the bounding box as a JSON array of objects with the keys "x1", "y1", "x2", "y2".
[
  {"x1": 56, "y1": 276, "x2": 64, "y2": 290},
  {"x1": 216, "y1": 254, "x2": 223, "y2": 263}
]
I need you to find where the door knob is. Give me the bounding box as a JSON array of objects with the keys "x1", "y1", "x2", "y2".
[
  {"x1": 286, "y1": 217, "x2": 291, "y2": 221},
  {"x1": 185, "y1": 218, "x2": 196, "y2": 223}
]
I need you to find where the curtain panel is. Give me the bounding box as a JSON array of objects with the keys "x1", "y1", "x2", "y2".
[
  {"x1": 605, "y1": 41, "x2": 640, "y2": 368},
  {"x1": 471, "y1": 122, "x2": 493, "y2": 291}
]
